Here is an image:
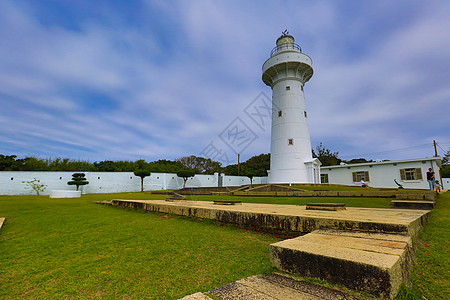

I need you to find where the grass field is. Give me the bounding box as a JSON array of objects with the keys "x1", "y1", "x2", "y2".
[
  {"x1": 0, "y1": 192, "x2": 448, "y2": 299},
  {"x1": 396, "y1": 191, "x2": 450, "y2": 299}
]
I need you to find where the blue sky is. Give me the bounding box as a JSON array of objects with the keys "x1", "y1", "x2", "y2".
[{"x1": 1, "y1": 0, "x2": 449, "y2": 165}]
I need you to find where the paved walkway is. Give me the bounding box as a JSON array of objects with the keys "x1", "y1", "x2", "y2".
[{"x1": 180, "y1": 273, "x2": 370, "y2": 299}]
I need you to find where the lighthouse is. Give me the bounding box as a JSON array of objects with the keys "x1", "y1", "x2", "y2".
[{"x1": 262, "y1": 32, "x2": 321, "y2": 184}]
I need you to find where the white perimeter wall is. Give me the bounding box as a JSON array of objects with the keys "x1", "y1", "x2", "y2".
[
  {"x1": 320, "y1": 159, "x2": 441, "y2": 189},
  {"x1": 0, "y1": 171, "x2": 268, "y2": 195}
]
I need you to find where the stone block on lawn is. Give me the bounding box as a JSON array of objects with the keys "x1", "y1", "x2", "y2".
[
  {"x1": 391, "y1": 200, "x2": 435, "y2": 210},
  {"x1": 270, "y1": 230, "x2": 414, "y2": 299},
  {"x1": 306, "y1": 203, "x2": 346, "y2": 211}
]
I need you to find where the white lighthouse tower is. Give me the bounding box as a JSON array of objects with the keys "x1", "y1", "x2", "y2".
[{"x1": 262, "y1": 32, "x2": 321, "y2": 184}]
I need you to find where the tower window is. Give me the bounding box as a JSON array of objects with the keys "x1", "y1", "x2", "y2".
[
  {"x1": 288, "y1": 139, "x2": 294, "y2": 145},
  {"x1": 304, "y1": 111, "x2": 307, "y2": 118},
  {"x1": 278, "y1": 110, "x2": 282, "y2": 117},
  {"x1": 286, "y1": 86, "x2": 290, "y2": 91}
]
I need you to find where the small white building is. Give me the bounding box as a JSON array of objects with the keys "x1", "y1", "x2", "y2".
[{"x1": 320, "y1": 157, "x2": 442, "y2": 189}]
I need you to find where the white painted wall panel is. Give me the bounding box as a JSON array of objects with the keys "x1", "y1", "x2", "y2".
[{"x1": 0, "y1": 171, "x2": 269, "y2": 195}]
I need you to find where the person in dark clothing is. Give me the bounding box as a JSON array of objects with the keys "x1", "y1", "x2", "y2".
[{"x1": 426, "y1": 168, "x2": 435, "y2": 190}]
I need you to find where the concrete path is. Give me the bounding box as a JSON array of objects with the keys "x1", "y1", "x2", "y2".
[
  {"x1": 0, "y1": 217, "x2": 5, "y2": 230},
  {"x1": 111, "y1": 199, "x2": 430, "y2": 237},
  {"x1": 180, "y1": 273, "x2": 370, "y2": 299}
]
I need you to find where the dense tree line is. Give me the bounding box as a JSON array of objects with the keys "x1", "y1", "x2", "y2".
[
  {"x1": 441, "y1": 149, "x2": 450, "y2": 178},
  {"x1": 0, "y1": 154, "x2": 222, "y2": 174},
  {"x1": 4, "y1": 144, "x2": 445, "y2": 175}
]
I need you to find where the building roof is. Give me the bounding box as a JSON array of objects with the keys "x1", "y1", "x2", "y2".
[{"x1": 320, "y1": 156, "x2": 442, "y2": 169}]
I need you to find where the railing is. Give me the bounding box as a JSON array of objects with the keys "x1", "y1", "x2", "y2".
[{"x1": 270, "y1": 43, "x2": 302, "y2": 57}]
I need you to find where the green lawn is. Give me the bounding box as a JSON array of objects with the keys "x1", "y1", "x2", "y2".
[
  {"x1": 0, "y1": 193, "x2": 278, "y2": 299},
  {"x1": 396, "y1": 191, "x2": 450, "y2": 299},
  {"x1": 0, "y1": 192, "x2": 448, "y2": 299}
]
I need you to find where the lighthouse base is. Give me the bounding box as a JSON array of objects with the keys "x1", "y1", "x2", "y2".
[{"x1": 268, "y1": 159, "x2": 321, "y2": 184}]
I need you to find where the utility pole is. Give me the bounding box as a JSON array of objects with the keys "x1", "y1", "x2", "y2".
[
  {"x1": 433, "y1": 140, "x2": 444, "y2": 190},
  {"x1": 237, "y1": 153, "x2": 240, "y2": 176}
]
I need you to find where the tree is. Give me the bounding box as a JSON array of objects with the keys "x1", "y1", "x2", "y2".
[
  {"x1": 345, "y1": 158, "x2": 371, "y2": 164},
  {"x1": 148, "y1": 159, "x2": 183, "y2": 173},
  {"x1": 443, "y1": 148, "x2": 450, "y2": 165},
  {"x1": 175, "y1": 155, "x2": 222, "y2": 174},
  {"x1": 441, "y1": 148, "x2": 450, "y2": 178},
  {"x1": 312, "y1": 143, "x2": 341, "y2": 166},
  {"x1": 93, "y1": 160, "x2": 118, "y2": 172},
  {"x1": 223, "y1": 153, "x2": 270, "y2": 176},
  {"x1": 242, "y1": 167, "x2": 258, "y2": 188},
  {"x1": 22, "y1": 178, "x2": 47, "y2": 195},
  {"x1": 223, "y1": 163, "x2": 239, "y2": 176},
  {"x1": 67, "y1": 173, "x2": 89, "y2": 191},
  {"x1": 134, "y1": 169, "x2": 151, "y2": 192},
  {"x1": 0, "y1": 154, "x2": 17, "y2": 170},
  {"x1": 177, "y1": 169, "x2": 196, "y2": 188}
]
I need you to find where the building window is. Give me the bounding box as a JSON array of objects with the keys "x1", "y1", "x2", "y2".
[
  {"x1": 400, "y1": 168, "x2": 423, "y2": 181},
  {"x1": 321, "y1": 174, "x2": 329, "y2": 183},
  {"x1": 278, "y1": 110, "x2": 282, "y2": 117},
  {"x1": 352, "y1": 171, "x2": 369, "y2": 182},
  {"x1": 304, "y1": 111, "x2": 307, "y2": 118},
  {"x1": 286, "y1": 86, "x2": 290, "y2": 91},
  {"x1": 288, "y1": 139, "x2": 294, "y2": 145}
]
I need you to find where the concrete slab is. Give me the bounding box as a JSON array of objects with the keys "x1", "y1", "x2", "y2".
[
  {"x1": 207, "y1": 273, "x2": 367, "y2": 300},
  {"x1": 391, "y1": 200, "x2": 435, "y2": 210},
  {"x1": 179, "y1": 292, "x2": 213, "y2": 300},
  {"x1": 0, "y1": 217, "x2": 5, "y2": 230},
  {"x1": 270, "y1": 230, "x2": 414, "y2": 299},
  {"x1": 110, "y1": 199, "x2": 430, "y2": 237},
  {"x1": 306, "y1": 203, "x2": 346, "y2": 211}
]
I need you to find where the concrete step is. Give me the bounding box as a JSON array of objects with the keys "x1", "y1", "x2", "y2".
[
  {"x1": 391, "y1": 200, "x2": 435, "y2": 210},
  {"x1": 270, "y1": 230, "x2": 414, "y2": 299},
  {"x1": 179, "y1": 292, "x2": 213, "y2": 300},
  {"x1": 205, "y1": 273, "x2": 367, "y2": 300},
  {"x1": 395, "y1": 193, "x2": 436, "y2": 201}
]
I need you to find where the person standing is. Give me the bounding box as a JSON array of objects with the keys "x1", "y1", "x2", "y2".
[{"x1": 426, "y1": 168, "x2": 435, "y2": 190}]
